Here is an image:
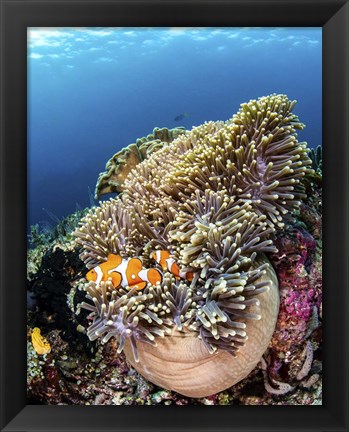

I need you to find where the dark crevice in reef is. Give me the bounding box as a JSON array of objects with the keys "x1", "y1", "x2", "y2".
[{"x1": 27, "y1": 247, "x2": 91, "y2": 352}]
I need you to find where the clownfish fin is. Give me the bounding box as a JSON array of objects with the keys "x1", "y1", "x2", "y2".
[
  {"x1": 131, "y1": 281, "x2": 147, "y2": 291},
  {"x1": 169, "y1": 261, "x2": 181, "y2": 279},
  {"x1": 109, "y1": 271, "x2": 122, "y2": 288},
  {"x1": 107, "y1": 254, "x2": 122, "y2": 266},
  {"x1": 186, "y1": 272, "x2": 194, "y2": 282},
  {"x1": 129, "y1": 257, "x2": 143, "y2": 270},
  {"x1": 126, "y1": 257, "x2": 143, "y2": 285},
  {"x1": 146, "y1": 268, "x2": 163, "y2": 285}
]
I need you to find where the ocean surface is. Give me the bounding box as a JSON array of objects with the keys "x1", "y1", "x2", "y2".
[{"x1": 28, "y1": 27, "x2": 322, "y2": 235}]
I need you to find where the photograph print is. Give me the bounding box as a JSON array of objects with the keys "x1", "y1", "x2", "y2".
[{"x1": 27, "y1": 27, "x2": 322, "y2": 405}]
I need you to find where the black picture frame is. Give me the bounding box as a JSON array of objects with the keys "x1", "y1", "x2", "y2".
[{"x1": 1, "y1": 0, "x2": 348, "y2": 431}]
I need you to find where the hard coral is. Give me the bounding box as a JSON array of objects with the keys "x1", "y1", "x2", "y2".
[
  {"x1": 74, "y1": 94, "x2": 314, "y2": 397},
  {"x1": 262, "y1": 187, "x2": 322, "y2": 397},
  {"x1": 95, "y1": 126, "x2": 187, "y2": 199}
]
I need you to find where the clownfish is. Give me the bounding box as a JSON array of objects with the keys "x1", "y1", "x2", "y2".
[
  {"x1": 86, "y1": 254, "x2": 162, "y2": 290},
  {"x1": 151, "y1": 250, "x2": 194, "y2": 282}
]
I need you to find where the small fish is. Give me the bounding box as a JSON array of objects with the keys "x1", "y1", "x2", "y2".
[
  {"x1": 174, "y1": 112, "x2": 189, "y2": 122},
  {"x1": 31, "y1": 327, "x2": 51, "y2": 355},
  {"x1": 151, "y1": 250, "x2": 193, "y2": 282},
  {"x1": 86, "y1": 253, "x2": 162, "y2": 290}
]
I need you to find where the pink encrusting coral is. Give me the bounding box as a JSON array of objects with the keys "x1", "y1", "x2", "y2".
[
  {"x1": 284, "y1": 288, "x2": 316, "y2": 320},
  {"x1": 262, "y1": 183, "x2": 322, "y2": 396},
  {"x1": 270, "y1": 229, "x2": 321, "y2": 348}
]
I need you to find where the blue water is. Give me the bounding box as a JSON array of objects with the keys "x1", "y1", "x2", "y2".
[{"x1": 28, "y1": 27, "x2": 322, "y2": 232}]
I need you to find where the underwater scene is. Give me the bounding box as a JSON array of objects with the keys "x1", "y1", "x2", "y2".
[{"x1": 27, "y1": 27, "x2": 322, "y2": 405}]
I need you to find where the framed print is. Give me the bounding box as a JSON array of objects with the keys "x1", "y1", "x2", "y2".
[{"x1": 1, "y1": 1, "x2": 348, "y2": 431}]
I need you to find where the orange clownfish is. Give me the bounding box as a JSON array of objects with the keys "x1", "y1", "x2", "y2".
[
  {"x1": 86, "y1": 254, "x2": 162, "y2": 290},
  {"x1": 151, "y1": 250, "x2": 193, "y2": 282}
]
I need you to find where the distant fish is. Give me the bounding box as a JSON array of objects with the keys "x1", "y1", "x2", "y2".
[{"x1": 174, "y1": 112, "x2": 189, "y2": 122}]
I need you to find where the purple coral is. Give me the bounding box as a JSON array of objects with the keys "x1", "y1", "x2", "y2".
[
  {"x1": 284, "y1": 288, "x2": 315, "y2": 320},
  {"x1": 265, "y1": 184, "x2": 322, "y2": 395}
]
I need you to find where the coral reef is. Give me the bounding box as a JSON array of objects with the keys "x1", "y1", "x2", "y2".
[
  {"x1": 27, "y1": 247, "x2": 90, "y2": 353},
  {"x1": 27, "y1": 216, "x2": 322, "y2": 406},
  {"x1": 27, "y1": 209, "x2": 322, "y2": 404},
  {"x1": 94, "y1": 126, "x2": 187, "y2": 198},
  {"x1": 73, "y1": 94, "x2": 314, "y2": 397},
  {"x1": 27, "y1": 94, "x2": 322, "y2": 404},
  {"x1": 26, "y1": 182, "x2": 322, "y2": 404},
  {"x1": 262, "y1": 176, "x2": 322, "y2": 396},
  {"x1": 28, "y1": 208, "x2": 90, "y2": 249}
]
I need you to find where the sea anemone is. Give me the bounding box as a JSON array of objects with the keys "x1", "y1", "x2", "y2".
[{"x1": 74, "y1": 94, "x2": 313, "y2": 397}]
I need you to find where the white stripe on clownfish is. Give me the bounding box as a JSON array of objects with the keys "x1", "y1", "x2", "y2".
[
  {"x1": 94, "y1": 266, "x2": 104, "y2": 285},
  {"x1": 108, "y1": 259, "x2": 130, "y2": 288},
  {"x1": 138, "y1": 269, "x2": 150, "y2": 282},
  {"x1": 166, "y1": 257, "x2": 190, "y2": 280},
  {"x1": 165, "y1": 257, "x2": 177, "y2": 273},
  {"x1": 155, "y1": 250, "x2": 162, "y2": 263}
]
